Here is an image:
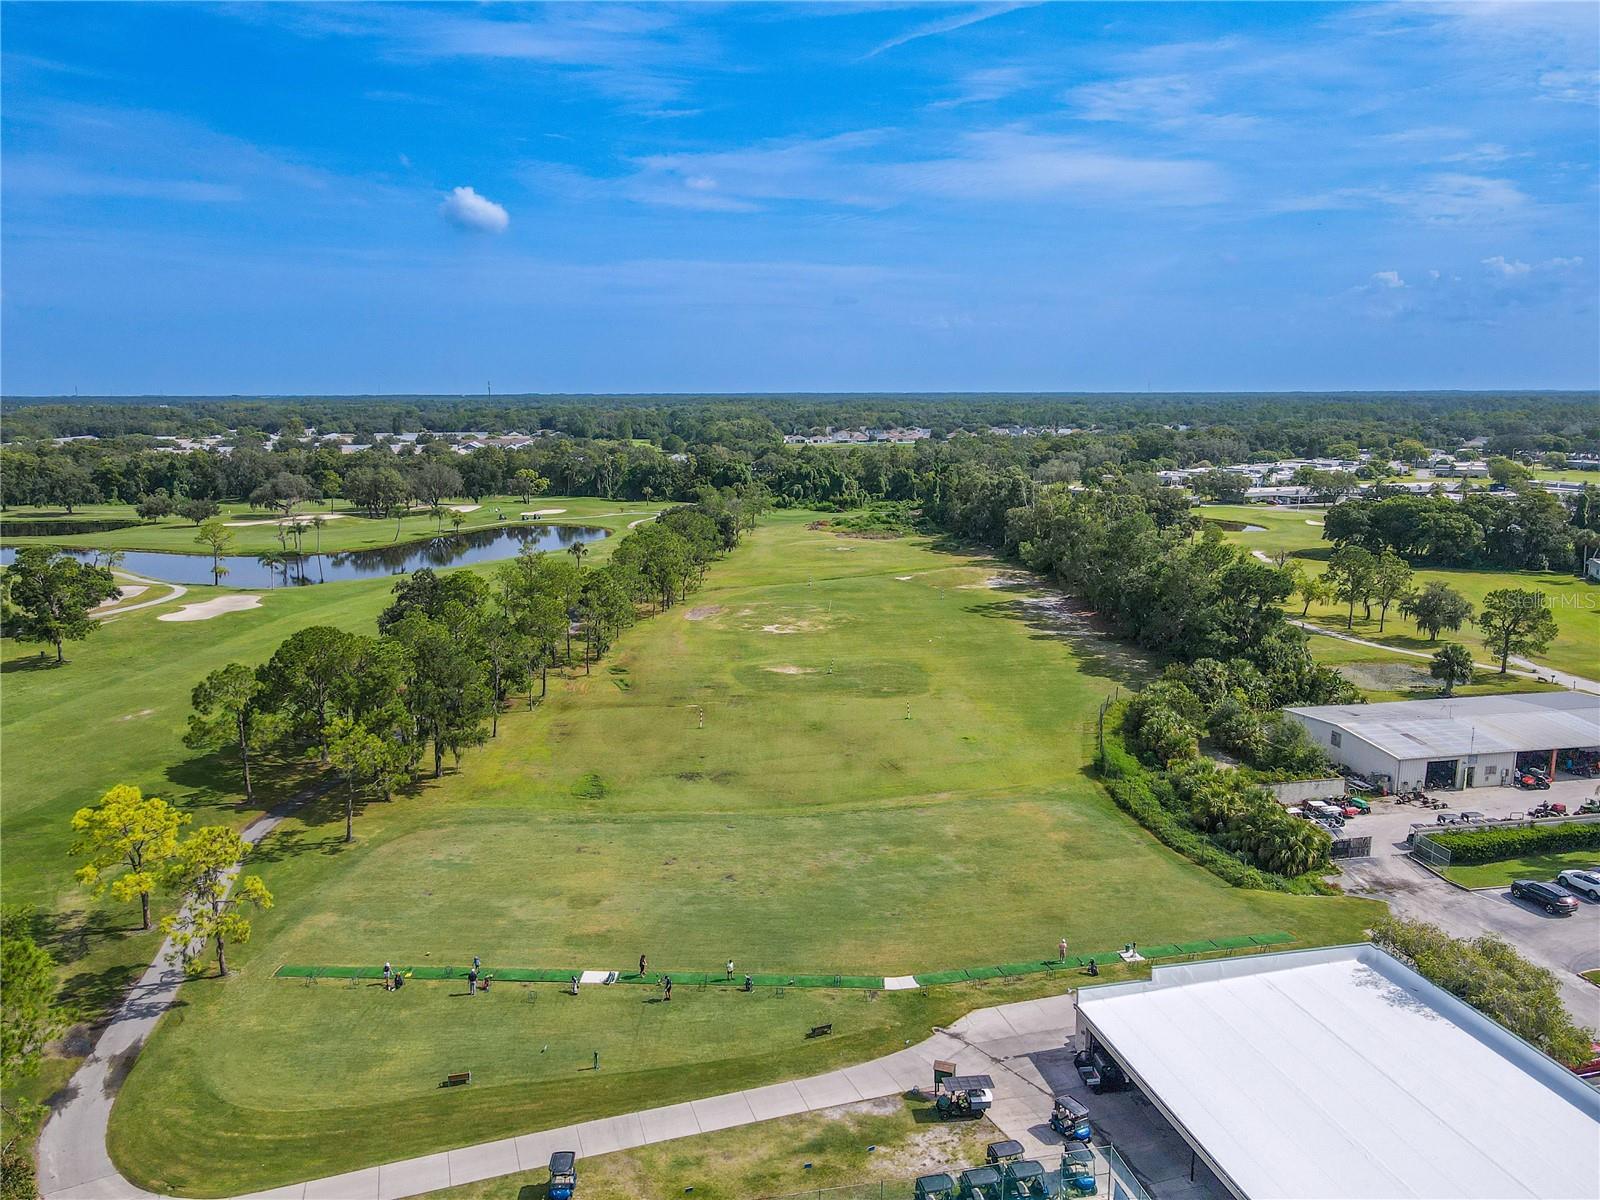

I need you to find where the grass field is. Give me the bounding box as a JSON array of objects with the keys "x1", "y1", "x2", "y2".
[
  {"x1": 0, "y1": 494, "x2": 654, "y2": 557},
  {"x1": 1198, "y1": 504, "x2": 1599, "y2": 679},
  {"x1": 99, "y1": 513, "x2": 1378, "y2": 1195},
  {"x1": 1442, "y1": 850, "x2": 1599, "y2": 890},
  {"x1": 0, "y1": 499, "x2": 643, "y2": 1110},
  {"x1": 425, "y1": 1094, "x2": 995, "y2": 1200}
]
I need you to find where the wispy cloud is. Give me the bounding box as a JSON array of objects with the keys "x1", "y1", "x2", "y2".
[{"x1": 864, "y1": 3, "x2": 1034, "y2": 58}]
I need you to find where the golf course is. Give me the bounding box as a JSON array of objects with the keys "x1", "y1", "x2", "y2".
[
  {"x1": 4, "y1": 505, "x2": 1381, "y2": 1195},
  {"x1": 1199, "y1": 504, "x2": 1600, "y2": 681}
]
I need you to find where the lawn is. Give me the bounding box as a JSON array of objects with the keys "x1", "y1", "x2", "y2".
[
  {"x1": 0, "y1": 502, "x2": 641, "y2": 1099},
  {"x1": 1198, "y1": 504, "x2": 1600, "y2": 679},
  {"x1": 1442, "y1": 850, "x2": 1599, "y2": 890},
  {"x1": 104, "y1": 513, "x2": 1379, "y2": 1194},
  {"x1": 424, "y1": 1094, "x2": 996, "y2": 1200},
  {"x1": 0, "y1": 494, "x2": 653, "y2": 557}
]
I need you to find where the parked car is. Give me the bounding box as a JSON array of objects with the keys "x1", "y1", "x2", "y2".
[
  {"x1": 1556, "y1": 869, "x2": 1600, "y2": 902},
  {"x1": 1510, "y1": 879, "x2": 1580, "y2": 916},
  {"x1": 1458, "y1": 810, "x2": 1486, "y2": 823}
]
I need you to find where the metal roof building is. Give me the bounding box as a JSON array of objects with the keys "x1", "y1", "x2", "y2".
[
  {"x1": 1075, "y1": 945, "x2": 1600, "y2": 1200},
  {"x1": 1285, "y1": 690, "x2": 1600, "y2": 792}
]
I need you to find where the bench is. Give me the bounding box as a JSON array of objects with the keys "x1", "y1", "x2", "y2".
[
  {"x1": 806, "y1": 1023, "x2": 833, "y2": 1039},
  {"x1": 442, "y1": 1071, "x2": 472, "y2": 1088}
]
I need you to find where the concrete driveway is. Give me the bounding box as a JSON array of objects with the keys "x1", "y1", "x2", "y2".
[{"x1": 1336, "y1": 783, "x2": 1600, "y2": 1029}]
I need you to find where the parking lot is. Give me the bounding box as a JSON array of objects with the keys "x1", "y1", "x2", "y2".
[{"x1": 1334, "y1": 778, "x2": 1600, "y2": 1027}]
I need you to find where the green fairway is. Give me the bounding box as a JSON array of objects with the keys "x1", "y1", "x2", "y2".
[
  {"x1": 1442, "y1": 850, "x2": 1599, "y2": 890},
  {"x1": 0, "y1": 494, "x2": 652, "y2": 556},
  {"x1": 0, "y1": 500, "x2": 641, "y2": 1089},
  {"x1": 104, "y1": 512, "x2": 1378, "y2": 1195},
  {"x1": 1199, "y1": 504, "x2": 1600, "y2": 679}
]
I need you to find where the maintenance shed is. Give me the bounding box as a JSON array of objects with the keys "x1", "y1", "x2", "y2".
[
  {"x1": 1285, "y1": 690, "x2": 1599, "y2": 792},
  {"x1": 1075, "y1": 944, "x2": 1600, "y2": 1200}
]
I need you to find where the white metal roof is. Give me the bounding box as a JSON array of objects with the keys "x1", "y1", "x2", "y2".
[
  {"x1": 1076, "y1": 945, "x2": 1600, "y2": 1200},
  {"x1": 1286, "y1": 690, "x2": 1600, "y2": 762}
]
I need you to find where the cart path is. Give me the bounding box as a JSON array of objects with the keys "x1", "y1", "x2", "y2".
[
  {"x1": 40, "y1": 962, "x2": 1084, "y2": 1200},
  {"x1": 95, "y1": 571, "x2": 188, "y2": 620},
  {"x1": 1289, "y1": 619, "x2": 1600, "y2": 696}
]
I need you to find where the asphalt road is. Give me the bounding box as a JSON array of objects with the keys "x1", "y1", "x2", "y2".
[{"x1": 1337, "y1": 782, "x2": 1600, "y2": 1029}]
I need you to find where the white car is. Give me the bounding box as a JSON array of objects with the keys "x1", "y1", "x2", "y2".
[{"x1": 1557, "y1": 869, "x2": 1600, "y2": 902}]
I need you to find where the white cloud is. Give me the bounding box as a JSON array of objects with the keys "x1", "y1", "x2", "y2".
[
  {"x1": 1372, "y1": 270, "x2": 1406, "y2": 288},
  {"x1": 439, "y1": 186, "x2": 509, "y2": 234},
  {"x1": 1482, "y1": 255, "x2": 1531, "y2": 277}
]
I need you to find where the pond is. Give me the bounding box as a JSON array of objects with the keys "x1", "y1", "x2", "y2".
[{"x1": 0, "y1": 523, "x2": 608, "y2": 589}]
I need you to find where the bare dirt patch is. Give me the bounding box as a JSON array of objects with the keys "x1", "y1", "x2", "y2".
[
  {"x1": 118, "y1": 708, "x2": 156, "y2": 721},
  {"x1": 1335, "y1": 660, "x2": 1433, "y2": 692},
  {"x1": 763, "y1": 665, "x2": 817, "y2": 675},
  {"x1": 157, "y1": 595, "x2": 264, "y2": 622},
  {"x1": 895, "y1": 575, "x2": 914, "y2": 581},
  {"x1": 685, "y1": 605, "x2": 724, "y2": 622}
]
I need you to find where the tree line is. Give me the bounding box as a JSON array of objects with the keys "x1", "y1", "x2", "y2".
[{"x1": 1322, "y1": 486, "x2": 1598, "y2": 573}]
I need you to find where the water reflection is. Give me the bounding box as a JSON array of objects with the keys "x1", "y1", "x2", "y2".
[{"x1": 0, "y1": 523, "x2": 608, "y2": 589}]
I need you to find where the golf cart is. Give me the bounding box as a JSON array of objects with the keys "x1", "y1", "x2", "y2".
[
  {"x1": 957, "y1": 1165, "x2": 1003, "y2": 1200},
  {"x1": 1002, "y1": 1159, "x2": 1049, "y2": 1197},
  {"x1": 1073, "y1": 1047, "x2": 1127, "y2": 1094},
  {"x1": 1061, "y1": 1146, "x2": 1098, "y2": 1196},
  {"x1": 936, "y1": 1074, "x2": 995, "y2": 1119},
  {"x1": 1049, "y1": 1094, "x2": 1093, "y2": 1142},
  {"x1": 547, "y1": 1151, "x2": 578, "y2": 1200},
  {"x1": 986, "y1": 1140, "x2": 1025, "y2": 1165},
  {"x1": 914, "y1": 1173, "x2": 958, "y2": 1200}
]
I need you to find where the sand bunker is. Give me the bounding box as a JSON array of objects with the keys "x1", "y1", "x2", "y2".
[
  {"x1": 448, "y1": 504, "x2": 481, "y2": 513},
  {"x1": 685, "y1": 605, "x2": 724, "y2": 621},
  {"x1": 118, "y1": 708, "x2": 156, "y2": 721},
  {"x1": 764, "y1": 665, "x2": 817, "y2": 675},
  {"x1": 895, "y1": 576, "x2": 914, "y2": 581},
  {"x1": 226, "y1": 513, "x2": 350, "y2": 527},
  {"x1": 521, "y1": 508, "x2": 567, "y2": 518},
  {"x1": 1305, "y1": 519, "x2": 1324, "y2": 526},
  {"x1": 1251, "y1": 550, "x2": 1274, "y2": 563},
  {"x1": 158, "y1": 595, "x2": 263, "y2": 622},
  {"x1": 762, "y1": 624, "x2": 806, "y2": 634}
]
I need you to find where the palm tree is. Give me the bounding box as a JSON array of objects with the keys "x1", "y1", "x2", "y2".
[
  {"x1": 449, "y1": 510, "x2": 467, "y2": 536},
  {"x1": 567, "y1": 540, "x2": 589, "y2": 570},
  {"x1": 310, "y1": 514, "x2": 327, "y2": 555},
  {"x1": 1573, "y1": 528, "x2": 1600, "y2": 578},
  {"x1": 257, "y1": 551, "x2": 286, "y2": 588}
]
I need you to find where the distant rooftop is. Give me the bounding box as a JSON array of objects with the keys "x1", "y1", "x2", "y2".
[{"x1": 1286, "y1": 690, "x2": 1600, "y2": 760}]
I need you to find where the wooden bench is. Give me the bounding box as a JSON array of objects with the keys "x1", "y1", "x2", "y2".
[
  {"x1": 442, "y1": 1071, "x2": 472, "y2": 1088},
  {"x1": 806, "y1": 1023, "x2": 833, "y2": 1039}
]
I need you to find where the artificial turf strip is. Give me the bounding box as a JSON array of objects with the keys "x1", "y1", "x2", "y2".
[{"x1": 272, "y1": 933, "x2": 1297, "y2": 991}]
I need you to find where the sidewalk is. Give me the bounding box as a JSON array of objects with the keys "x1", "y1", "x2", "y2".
[{"x1": 43, "y1": 992, "x2": 1081, "y2": 1200}]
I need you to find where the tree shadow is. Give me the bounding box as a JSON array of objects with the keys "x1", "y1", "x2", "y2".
[
  {"x1": 1, "y1": 654, "x2": 64, "y2": 674},
  {"x1": 963, "y1": 593, "x2": 1157, "y2": 689}
]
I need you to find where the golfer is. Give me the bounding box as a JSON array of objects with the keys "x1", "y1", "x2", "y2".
[
  {"x1": 639, "y1": 953, "x2": 648, "y2": 977},
  {"x1": 382, "y1": 961, "x2": 393, "y2": 990},
  {"x1": 1058, "y1": 938, "x2": 1068, "y2": 962},
  {"x1": 663, "y1": 975, "x2": 673, "y2": 1002},
  {"x1": 726, "y1": 958, "x2": 735, "y2": 980}
]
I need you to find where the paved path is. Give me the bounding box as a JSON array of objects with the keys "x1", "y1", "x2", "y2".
[
  {"x1": 1289, "y1": 619, "x2": 1600, "y2": 695},
  {"x1": 96, "y1": 571, "x2": 187, "y2": 620},
  {"x1": 38, "y1": 797, "x2": 313, "y2": 1200},
  {"x1": 41, "y1": 965, "x2": 1083, "y2": 1200}
]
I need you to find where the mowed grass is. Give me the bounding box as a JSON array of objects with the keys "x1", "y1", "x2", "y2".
[
  {"x1": 0, "y1": 494, "x2": 653, "y2": 557},
  {"x1": 426, "y1": 1094, "x2": 995, "y2": 1200},
  {"x1": 0, "y1": 504, "x2": 638, "y2": 1093},
  {"x1": 1443, "y1": 850, "x2": 1600, "y2": 890},
  {"x1": 107, "y1": 513, "x2": 1378, "y2": 1195},
  {"x1": 1198, "y1": 504, "x2": 1600, "y2": 679}
]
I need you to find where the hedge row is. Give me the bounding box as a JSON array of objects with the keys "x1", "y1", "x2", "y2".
[
  {"x1": 1429, "y1": 821, "x2": 1600, "y2": 865},
  {"x1": 1101, "y1": 727, "x2": 1310, "y2": 894},
  {"x1": 0, "y1": 517, "x2": 142, "y2": 537}
]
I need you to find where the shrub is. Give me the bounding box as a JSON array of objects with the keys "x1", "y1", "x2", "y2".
[{"x1": 1428, "y1": 821, "x2": 1600, "y2": 865}]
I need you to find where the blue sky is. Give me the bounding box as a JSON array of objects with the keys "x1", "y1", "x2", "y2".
[{"x1": 3, "y1": 2, "x2": 1596, "y2": 394}]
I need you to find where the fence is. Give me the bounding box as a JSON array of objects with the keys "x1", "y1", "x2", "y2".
[{"x1": 1412, "y1": 811, "x2": 1600, "y2": 870}]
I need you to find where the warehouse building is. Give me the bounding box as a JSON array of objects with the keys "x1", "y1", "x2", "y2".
[
  {"x1": 1075, "y1": 945, "x2": 1600, "y2": 1200},
  {"x1": 1285, "y1": 690, "x2": 1600, "y2": 792}
]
